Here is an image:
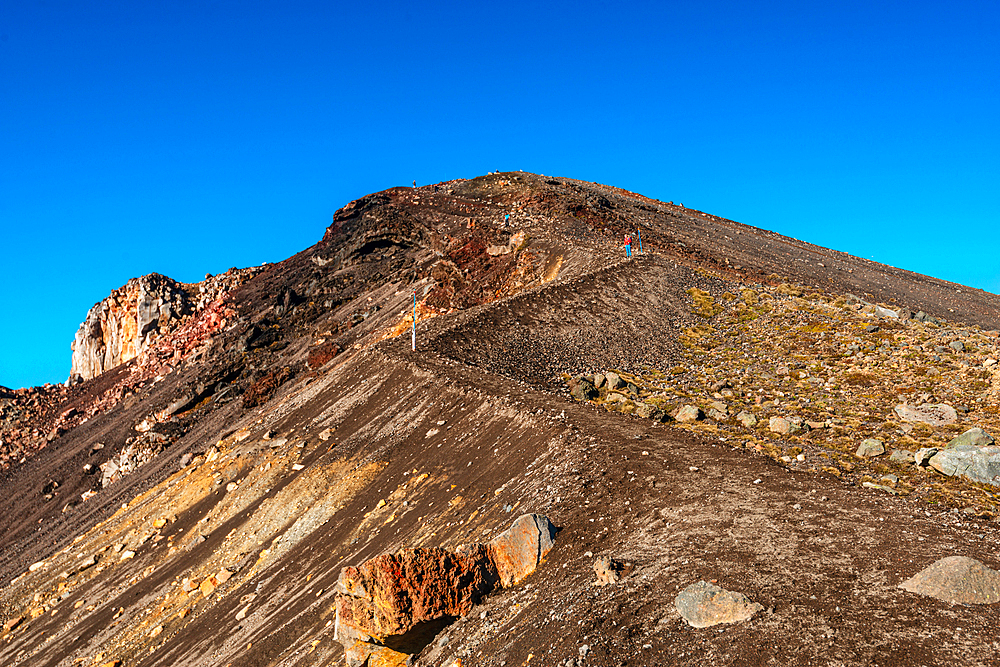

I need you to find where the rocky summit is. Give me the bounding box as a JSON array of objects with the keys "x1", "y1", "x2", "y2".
[{"x1": 2, "y1": 171, "x2": 1000, "y2": 667}]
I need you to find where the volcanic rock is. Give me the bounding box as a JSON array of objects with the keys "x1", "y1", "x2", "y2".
[
  {"x1": 856, "y1": 439, "x2": 885, "y2": 458},
  {"x1": 674, "y1": 405, "x2": 703, "y2": 423},
  {"x1": 899, "y1": 556, "x2": 1000, "y2": 604},
  {"x1": 928, "y1": 443, "x2": 1000, "y2": 486},
  {"x1": 894, "y1": 403, "x2": 958, "y2": 426},
  {"x1": 335, "y1": 514, "x2": 555, "y2": 654},
  {"x1": 674, "y1": 580, "x2": 763, "y2": 628}
]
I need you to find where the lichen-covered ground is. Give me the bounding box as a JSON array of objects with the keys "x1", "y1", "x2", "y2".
[{"x1": 568, "y1": 277, "x2": 1000, "y2": 516}]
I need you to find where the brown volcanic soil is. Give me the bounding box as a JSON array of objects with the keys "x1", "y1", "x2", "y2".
[{"x1": 1, "y1": 172, "x2": 1000, "y2": 667}]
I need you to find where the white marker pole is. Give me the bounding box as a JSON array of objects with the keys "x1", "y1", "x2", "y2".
[{"x1": 412, "y1": 291, "x2": 417, "y2": 351}]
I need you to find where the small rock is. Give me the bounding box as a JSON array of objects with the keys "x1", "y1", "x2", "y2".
[
  {"x1": 593, "y1": 373, "x2": 606, "y2": 388},
  {"x1": 862, "y1": 481, "x2": 898, "y2": 495},
  {"x1": 604, "y1": 372, "x2": 625, "y2": 390},
  {"x1": 120, "y1": 551, "x2": 135, "y2": 561},
  {"x1": 889, "y1": 449, "x2": 914, "y2": 464},
  {"x1": 949, "y1": 341, "x2": 965, "y2": 352},
  {"x1": 707, "y1": 408, "x2": 728, "y2": 421},
  {"x1": 318, "y1": 428, "x2": 333, "y2": 441},
  {"x1": 914, "y1": 448, "x2": 939, "y2": 466},
  {"x1": 570, "y1": 379, "x2": 598, "y2": 402},
  {"x1": 984, "y1": 358, "x2": 997, "y2": 368},
  {"x1": 593, "y1": 555, "x2": 622, "y2": 586},
  {"x1": 675, "y1": 580, "x2": 763, "y2": 628},
  {"x1": 736, "y1": 411, "x2": 757, "y2": 428},
  {"x1": 200, "y1": 577, "x2": 217, "y2": 597},
  {"x1": 225, "y1": 482, "x2": 238, "y2": 492},
  {"x1": 856, "y1": 438, "x2": 885, "y2": 458},
  {"x1": 768, "y1": 416, "x2": 798, "y2": 435},
  {"x1": 674, "y1": 405, "x2": 703, "y2": 423},
  {"x1": 634, "y1": 403, "x2": 664, "y2": 421}
]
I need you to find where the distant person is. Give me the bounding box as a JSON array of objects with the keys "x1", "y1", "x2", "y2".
[
  {"x1": 413, "y1": 180, "x2": 416, "y2": 187},
  {"x1": 504, "y1": 213, "x2": 510, "y2": 226},
  {"x1": 624, "y1": 233, "x2": 632, "y2": 258}
]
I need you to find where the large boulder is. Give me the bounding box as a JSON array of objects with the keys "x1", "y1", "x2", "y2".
[
  {"x1": 946, "y1": 427, "x2": 994, "y2": 449},
  {"x1": 488, "y1": 513, "x2": 557, "y2": 587},
  {"x1": 928, "y1": 444, "x2": 1000, "y2": 486},
  {"x1": 335, "y1": 514, "x2": 556, "y2": 656},
  {"x1": 899, "y1": 556, "x2": 1000, "y2": 604},
  {"x1": 334, "y1": 544, "x2": 497, "y2": 647},
  {"x1": 675, "y1": 581, "x2": 763, "y2": 628},
  {"x1": 893, "y1": 403, "x2": 958, "y2": 426}
]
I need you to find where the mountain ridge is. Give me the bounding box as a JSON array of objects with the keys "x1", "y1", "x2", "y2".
[{"x1": 1, "y1": 171, "x2": 999, "y2": 667}]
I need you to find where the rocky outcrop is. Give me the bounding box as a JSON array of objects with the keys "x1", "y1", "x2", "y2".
[
  {"x1": 69, "y1": 268, "x2": 260, "y2": 382},
  {"x1": 335, "y1": 514, "x2": 556, "y2": 659},
  {"x1": 70, "y1": 274, "x2": 193, "y2": 381}
]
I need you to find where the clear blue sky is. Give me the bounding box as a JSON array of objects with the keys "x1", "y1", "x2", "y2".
[{"x1": 2, "y1": 1, "x2": 998, "y2": 389}]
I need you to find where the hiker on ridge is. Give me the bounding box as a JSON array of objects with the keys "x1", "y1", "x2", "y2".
[{"x1": 624, "y1": 233, "x2": 632, "y2": 258}]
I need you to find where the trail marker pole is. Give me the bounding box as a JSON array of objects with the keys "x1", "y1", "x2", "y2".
[
  {"x1": 637, "y1": 229, "x2": 642, "y2": 253},
  {"x1": 412, "y1": 291, "x2": 417, "y2": 351}
]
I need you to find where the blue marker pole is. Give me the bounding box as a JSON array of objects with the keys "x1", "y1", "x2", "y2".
[
  {"x1": 412, "y1": 291, "x2": 417, "y2": 351},
  {"x1": 637, "y1": 229, "x2": 642, "y2": 253}
]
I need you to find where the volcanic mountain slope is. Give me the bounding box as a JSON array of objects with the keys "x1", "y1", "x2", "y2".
[{"x1": 2, "y1": 172, "x2": 1000, "y2": 667}]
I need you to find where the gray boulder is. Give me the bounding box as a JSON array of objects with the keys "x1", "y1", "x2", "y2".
[
  {"x1": 675, "y1": 581, "x2": 763, "y2": 628},
  {"x1": 856, "y1": 438, "x2": 885, "y2": 458},
  {"x1": 947, "y1": 427, "x2": 994, "y2": 449},
  {"x1": 928, "y1": 444, "x2": 1000, "y2": 486}
]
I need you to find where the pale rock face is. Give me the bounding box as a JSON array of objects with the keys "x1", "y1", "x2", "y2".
[
  {"x1": 899, "y1": 556, "x2": 1000, "y2": 604},
  {"x1": 70, "y1": 274, "x2": 192, "y2": 381},
  {"x1": 675, "y1": 580, "x2": 763, "y2": 628},
  {"x1": 893, "y1": 403, "x2": 958, "y2": 426}
]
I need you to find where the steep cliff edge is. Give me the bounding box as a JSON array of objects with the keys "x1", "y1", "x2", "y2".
[{"x1": 69, "y1": 268, "x2": 260, "y2": 382}]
